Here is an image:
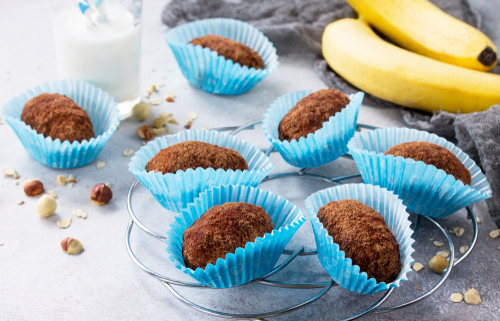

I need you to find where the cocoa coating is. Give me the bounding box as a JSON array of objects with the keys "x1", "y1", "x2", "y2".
[
  {"x1": 278, "y1": 89, "x2": 350, "y2": 142},
  {"x1": 182, "y1": 202, "x2": 274, "y2": 270},
  {"x1": 385, "y1": 141, "x2": 471, "y2": 185},
  {"x1": 189, "y1": 35, "x2": 265, "y2": 70},
  {"x1": 146, "y1": 141, "x2": 248, "y2": 174},
  {"x1": 317, "y1": 199, "x2": 401, "y2": 284},
  {"x1": 21, "y1": 93, "x2": 95, "y2": 143}
]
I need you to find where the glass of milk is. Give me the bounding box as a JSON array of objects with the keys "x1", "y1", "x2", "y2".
[{"x1": 52, "y1": 0, "x2": 142, "y2": 119}]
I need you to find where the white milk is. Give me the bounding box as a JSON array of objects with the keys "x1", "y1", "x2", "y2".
[{"x1": 53, "y1": 6, "x2": 141, "y2": 102}]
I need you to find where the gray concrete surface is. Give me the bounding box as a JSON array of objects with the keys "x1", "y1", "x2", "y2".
[{"x1": 0, "y1": 1, "x2": 499, "y2": 320}]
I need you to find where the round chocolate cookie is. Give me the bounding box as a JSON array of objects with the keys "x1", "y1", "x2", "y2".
[
  {"x1": 189, "y1": 34, "x2": 265, "y2": 70},
  {"x1": 182, "y1": 202, "x2": 274, "y2": 270},
  {"x1": 21, "y1": 93, "x2": 95, "y2": 143},
  {"x1": 317, "y1": 199, "x2": 401, "y2": 284},
  {"x1": 146, "y1": 141, "x2": 248, "y2": 174},
  {"x1": 385, "y1": 141, "x2": 471, "y2": 185},
  {"x1": 278, "y1": 89, "x2": 350, "y2": 142}
]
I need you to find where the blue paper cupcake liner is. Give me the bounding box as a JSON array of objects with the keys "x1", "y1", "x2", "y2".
[
  {"x1": 305, "y1": 183, "x2": 414, "y2": 294},
  {"x1": 164, "y1": 18, "x2": 279, "y2": 95},
  {"x1": 128, "y1": 129, "x2": 274, "y2": 213},
  {"x1": 1, "y1": 79, "x2": 120, "y2": 168},
  {"x1": 261, "y1": 90, "x2": 364, "y2": 168},
  {"x1": 347, "y1": 127, "x2": 491, "y2": 218},
  {"x1": 166, "y1": 184, "x2": 306, "y2": 288}
]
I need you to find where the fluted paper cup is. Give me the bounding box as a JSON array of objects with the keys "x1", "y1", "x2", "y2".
[
  {"x1": 347, "y1": 127, "x2": 491, "y2": 218},
  {"x1": 128, "y1": 129, "x2": 274, "y2": 213},
  {"x1": 1, "y1": 79, "x2": 120, "y2": 168},
  {"x1": 166, "y1": 184, "x2": 306, "y2": 288},
  {"x1": 262, "y1": 90, "x2": 363, "y2": 168},
  {"x1": 305, "y1": 183, "x2": 414, "y2": 294},
  {"x1": 164, "y1": 18, "x2": 279, "y2": 95}
]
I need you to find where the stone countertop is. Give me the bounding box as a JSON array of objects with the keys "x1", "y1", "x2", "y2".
[{"x1": 1, "y1": 1, "x2": 499, "y2": 320}]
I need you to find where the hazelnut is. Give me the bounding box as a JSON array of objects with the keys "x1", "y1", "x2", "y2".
[
  {"x1": 132, "y1": 102, "x2": 151, "y2": 121},
  {"x1": 136, "y1": 124, "x2": 156, "y2": 140},
  {"x1": 91, "y1": 183, "x2": 113, "y2": 205},
  {"x1": 35, "y1": 194, "x2": 57, "y2": 217},
  {"x1": 24, "y1": 180, "x2": 44, "y2": 196},
  {"x1": 60, "y1": 237, "x2": 83, "y2": 255},
  {"x1": 152, "y1": 116, "x2": 169, "y2": 128},
  {"x1": 464, "y1": 288, "x2": 481, "y2": 305},
  {"x1": 429, "y1": 255, "x2": 448, "y2": 274}
]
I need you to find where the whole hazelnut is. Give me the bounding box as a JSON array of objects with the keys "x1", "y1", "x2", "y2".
[
  {"x1": 91, "y1": 183, "x2": 113, "y2": 205},
  {"x1": 429, "y1": 255, "x2": 448, "y2": 274},
  {"x1": 132, "y1": 102, "x2": 151, "y2": 121},
  {"x1": 35, "y1": 194, "x2": 57, "y2": 217},
  {"x1": 24, "y1": 179, "x2": 44, "y2": 196},
  {"x1": 60, "y1": 237, "x2": 83, "y2": 255}
]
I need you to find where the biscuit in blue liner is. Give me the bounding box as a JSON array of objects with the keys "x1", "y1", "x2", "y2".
[
  {"x1": 164, "y1": 18, "x2": 279, "y2": 95},
  {"x1": 261, "y1": 90, "x2": 364, "y2": 168},
  {"x1": 347, "y1": 127, "x2": 491, "y2": 218},
  {"x1": 128, "y1": 130, "x2": 274, "y2": 213},
  {"x1": 1, "y1": 79, "x2": 119, "y2": 168},
  {"x1": 166, "y1": 184, "x2": 306, "y2": 288},
  {"x1": 305, "y1": 183, "x2": 414, "y2": 294}
]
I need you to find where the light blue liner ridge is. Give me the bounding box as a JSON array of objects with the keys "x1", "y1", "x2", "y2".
[
  {"x1": 128, "y1": 129, "x2": 274, "y2": 213},
  {"x1": 164, "y1": 18, "x2": 279, "y2": 95},
  {"x1": 1, "y1": 79, "x2": 120, "y2": 168},
  {"x1": 166, "y1": 184, "x2": 306, "y2": 288},
  {"x1": 262, "y1": 90, "x2": 364, "y2": 168},
  {"x1": 347, "y1": 127, "x2": 491, "y2": 218},
  {"x1": 305, "y1": 183, "x2": 415, "y2": 294}
]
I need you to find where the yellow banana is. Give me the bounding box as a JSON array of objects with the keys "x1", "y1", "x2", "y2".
[
  {"x1": 322, "y1": 18, "x2": 500, "y2": 114},
  {"x1": 344, "y1": 0, "x2": 497, "y2": 71}
]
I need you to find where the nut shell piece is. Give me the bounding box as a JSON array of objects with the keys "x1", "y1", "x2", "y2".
[
  {"x1": 24, "y1": 180, "x2": 44, "y2": 196},
  {"x1": 35, "y1": 194, "x2": 57, "y2": 217},
  {"x1": 90, "y1": 183, "x2": 113, "y2": 205},
  {"x1": 429, "y1": 255, "x2": 448, "y2": 274},
  {"x1": 60, "y1": 237, "x2": 83, "y2": 255}
]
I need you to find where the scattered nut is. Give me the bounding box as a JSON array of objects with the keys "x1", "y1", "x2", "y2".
[
  {"x1": 451, "y1": 227, "x2": 464, "y2": 236},
  {"x1": 67, "y1": 183, "x2": 73, "y2": 188},
  {"x1": 481, "y1": 250, "x2": 485, "y2": 254},
  {"x1": 464, "y1": 288, "x2": 481, "y2": 305},
  {"x1": 56, "y1": 174, "x2": 67, "y2": 186},
  {"x1": 429, "y1": 255, "x2": 448, "y2": 274},
  {"x1": 166, "y1": 96, "x2": 174, "y2": 102},
  {"x1": 14, "y1": 181, "x2": 19, "y2": 186},
  {"x1": 47, "y1": 190, "x2": 57, "y2": 199},
  {"x1": 152, "y1": 116, "x2": 169, "y2": 128},
  {"x1": 489, "y1": 229, "x2": 500, "y2": 239},
  {"x1": 149, "y1": 99, "x2": 162, "y2": 105},
  {"x1": 168, "y1": 117, "x2": 178, "y2": 125},
  {"x1": 60, "y1": 237, "x2": 83, "y2": 255},
  {"x1": 96, "y1": 161, "x2": 106, "y2": 169},
  {"x1": 166, "y1": 91, "x2": 175, "y2": 98},
  {"x1": 73, "y1": 209, "x2": 87, "y2": 219},
  {"x1": 132, "y1": 102, "x2": 151, "y2": 121},
  {"x1": 187, "y1": 112, "x2": 197, "y2": 122},
  {"x1": 436, "y1": 250, "x2": 450, "y2": 258},
  {"x1": 450, "y1": 293, "x2": 464, "y2": 303},
  {"x1": 476, "y1": 217, "x2": 481, "y2": 224},
  {"x1": 123, "y1": 149, "x2": 134, "y2": 157},
  {"x1": 184, "y1": 122, "x2": 192, "y2": 129},
  {"x1": 460, "y1": 245, "x2": 469, "y2": 254},
  {"x1": 156, "y1": 82, "x2": 165, "y2": 87},
  {"x1": 412, "y1": 262, "x2": 424, "y2": 272},
  {"x1": 433, "y1": 241, "x2": 444, "y2": 247},
  {"x1": 35, "y1": 195, "x2": 57, "y2": 217},
  {"x1": 57, "y1": 217, "x2": 72, "y2": 229},
  {"x1": 136, "y1": 124, "x2": 156, "y2": 140},
  {"x1": 24, "y1": 180, "x2": 44, "y2": 197},
  {"x1": 153, "y1": 128, "x2": 165, "y2": 135},
  {"x1": 17, "y1": 200, "x2": 24, "y2": 205},
  {"x1": 144, "y1": 85, "x2": 156, "y2": 97},
  {"x1": 2, "y1": 167, "x2": 19, "y2": 178},
  {"x1": 67, "y1": 174, "x2": 75, "y2": 183},
  {"x1": 416, "y1": 285, "x2": 422, "y2": 291},
  {"x1": 159, "y1": 111, "x2": 172, "y2": 118},
  {"x1": 90, "y1": 183, "x2": 113, "y2": 205}
]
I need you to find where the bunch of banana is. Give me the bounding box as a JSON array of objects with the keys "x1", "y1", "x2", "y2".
[{"x1": 322, "y1": 0, "x2": 500, "y2": 113}]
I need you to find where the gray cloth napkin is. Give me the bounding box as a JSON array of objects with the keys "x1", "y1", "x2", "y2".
[{"x1": 162, "y1": 0, "x2": 500, "y2": 226}]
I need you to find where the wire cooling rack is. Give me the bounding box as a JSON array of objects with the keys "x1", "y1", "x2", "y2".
[{"x1": 125, "y1": 121, "x2": 478, "y2": 321}]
